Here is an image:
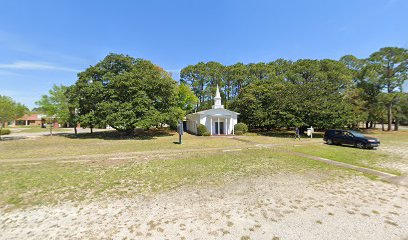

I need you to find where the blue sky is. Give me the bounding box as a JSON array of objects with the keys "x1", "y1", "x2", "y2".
[{"x1": 0, "y1": 0, "x2": 407, "y2": 109}]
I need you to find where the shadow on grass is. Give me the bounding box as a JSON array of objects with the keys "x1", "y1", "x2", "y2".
[
  {"x1": 251, "y1": 130, "x2": 325, "y2": 138},
  {"x1": 0, "y1": 136, "x2": 28, "y2": 141},
  {"x1": 64, "y1": 129, "x2": 175, "y2": 140},
  {"x1": 324, "y1": 142, "x2": 377, "y2": 150}
]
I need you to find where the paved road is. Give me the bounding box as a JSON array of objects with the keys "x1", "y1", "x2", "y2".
[{"x1": 1, "y1": 128, "x2": 108, "y2": 140}]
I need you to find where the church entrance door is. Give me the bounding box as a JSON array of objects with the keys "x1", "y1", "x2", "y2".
[{"x1": 214, "y1": 122, "x2": 224, "y2": 134}]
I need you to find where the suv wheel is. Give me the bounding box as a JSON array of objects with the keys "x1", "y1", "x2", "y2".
[
  {"x1": 327, "y1": 139, "x2": 333, "y2": 145},
  {"x1": 356, "y1": 142, "x2": 365, "y2": 149}
]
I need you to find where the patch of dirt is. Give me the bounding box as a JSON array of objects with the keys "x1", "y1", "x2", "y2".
[
  {"x1": 378, "y1": 145, "x2": 408, "y2": 173},
  {"x1": 1, "y1": 174, "x2": 407, "y2": 240}
]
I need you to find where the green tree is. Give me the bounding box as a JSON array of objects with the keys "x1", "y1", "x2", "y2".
[
  {"x1": 180, "y1": 62, "x2": 208, "y2": 107},
  {"x1": 36, "y1": 85, "x2": 70, "y2": 135},
  {"x1": 176, "y1": 83, "x2": 199, "y2": 114},
  {"x1": 0, "y1": 95, "x2": 28, "y2": 139},
  {"x1": 396, "y1": 93, "x2": 408, "y2": 126},
  {"x1": 369, "y1": 47, "x2": 408, "y2": 130},
  {"x1": 340, "y1": 55, "x2": 381, "y2": 128},
  {"x1": 65, "y1": 85, "x2": 80, "y2": 135},
  {"x1": 232, "y1": 59, "x2": 354, "y2": 131},
  {"x1": 180, "y1": 61, "x2": 226, "y2": 110},
  {"x1": 74, "y1": 53, "x2": 179, "y2": 133},
  {"x1": 224, "y1": 63, "x2": 250, "y2": 103}
]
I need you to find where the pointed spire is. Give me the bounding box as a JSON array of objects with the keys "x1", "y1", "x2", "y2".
[
  {"x1": 215, "y1": 85, "x2": 221, "y2": 99},
  {"x1": 212, "y1": 84, "x2": 224, "y2": 109}
]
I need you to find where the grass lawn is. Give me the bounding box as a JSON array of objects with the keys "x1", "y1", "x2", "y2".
[
  {"x1": 286, "y1": 144, "x2": 401, "y2": 175},
  {"x1": 0, "y1": 129, "x2": 406, "y2": 210},
  {"x1": 0, "y1": 148, "x2": 349, "y2": 210},
  {"x1": 285, "y1": 130, "x2": 408, "y2": 175},
  {"x1": 0, "y1": 131, "x2": 290, "y2": 160}
]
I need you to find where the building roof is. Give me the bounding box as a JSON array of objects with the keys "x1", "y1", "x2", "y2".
[
  {"x1": 187, "y1": 108, "x2": 239, "y2": 116},
  {"x1": 16, "y1": 114, "x2": 45, "y2": 121}
]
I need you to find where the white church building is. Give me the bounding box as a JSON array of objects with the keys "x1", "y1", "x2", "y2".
[{"x1": 186, "y1": 86, "x2": 239, "y2": 135}]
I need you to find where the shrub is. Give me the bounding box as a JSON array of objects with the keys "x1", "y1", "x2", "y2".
[
  {"x1": 0, "y1": 129, "x2": 11, "y2": 135},
  {"x1": 197, "y1": 124, "x2": 210, "y2": 136},
  {"x1": 235, "y1": 130, "x2": 244, "y2": 135},
  {"x1": 234, "y1": 123, "x2": 248, "y2": 134}
]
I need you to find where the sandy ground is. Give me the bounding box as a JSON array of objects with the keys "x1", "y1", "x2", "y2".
[
  {"x1": 1, "y1": 173, "x2": 407, "y2": 240},
  {"x1": 2, "y1": 128, "x2": 108, "y2": 140},
  {"x1": 378, "y1": 144, "x2": 408, "y2": 174}
]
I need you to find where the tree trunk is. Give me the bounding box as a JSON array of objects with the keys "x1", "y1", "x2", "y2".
[
  {"x1": 381, "y1": 122, "x2": 385, "y2": 131},
  {"x1": 394, "y1": 118, "x2": 399, "y2": 131},
  {"x1": 369, "y1": 121, "x2": 373, "y2": 128},
  {"x1": 90, "y1": 127, "x2": 93, "y2": 134},
  {"x1": 74, "y1": 126, "x2": 77, "y2": 135},
  {"x1": 387, "y1": 104, "x2": 392, "y2": 131},
  {"x1": 365, "y1": 121, "x2": 369, "y2": 129},
  {"x1": 49, "y1": 125, "x2": 53, "y2": 136},
  {"x1": 0, "y1": 124, "x2": 3, "y2": 141}
]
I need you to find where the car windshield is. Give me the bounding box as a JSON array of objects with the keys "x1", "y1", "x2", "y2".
[{"x1": 348, "y1": 131, "x2": 365, "y2": 138}]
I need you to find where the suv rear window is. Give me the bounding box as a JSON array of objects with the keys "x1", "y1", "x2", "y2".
[{"x1": 325, "y1": 130, "x2": 345, "y2": 136}]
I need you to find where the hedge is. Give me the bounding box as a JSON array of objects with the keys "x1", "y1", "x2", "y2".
[
  {"x1": 235, "y1": 130, "x2": 244, "y2": 135},
  {"x1": 234, "y1": 123, "x2": 248, "y2": 134},
  {"x1": 0, "y1": 129, "x2": 11, "y2": 135},
  {"x1": 197, "y1": 124, "x2": 210, "y2": 136}
]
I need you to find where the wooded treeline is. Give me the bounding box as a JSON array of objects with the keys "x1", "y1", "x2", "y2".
[
  {"x1": 181, "y1": 47, "x2": 408, "y2": 131},
  {"x1": 32, "y1": 47, "x2": 407, "y2": 134}
]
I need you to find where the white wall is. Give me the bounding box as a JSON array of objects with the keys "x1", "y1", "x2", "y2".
[
  {"x1": 186, "y1": 114, "x2": 200, "y2": 134},
  {"x1": 203, "y1": 115, "x2": 237, "y2": 135},
  {"x1": 187, "y1": 112, "x2": 238, "y2": 135}
]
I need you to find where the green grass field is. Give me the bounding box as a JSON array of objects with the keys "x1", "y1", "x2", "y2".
[
  {"x1": 0, "y1": 129, "x2": 406, "y2": 210},
  {"x1": 0, "y1": 129, "x2": 304, "y2": 160},
  {"x1": 285, "y1": 130, "x2": 408, "y2": 175},
  {"x1": 0, "y1": 148, "x2": 347, "y2": 209}
]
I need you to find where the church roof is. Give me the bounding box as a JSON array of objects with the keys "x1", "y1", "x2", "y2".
[{"x1": 190, "y1": 108, "x2": 240, "y2": 116}]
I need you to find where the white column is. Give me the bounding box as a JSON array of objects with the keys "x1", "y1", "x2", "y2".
[
  {"x1": 226, "y1": 117, "x2": 228, "y2": 135},
  {"x1": 228, "y1": 117, "x2": 231, "y2": 135},
  {"x1": 210, "y1": 117, "x2": 212, "y2": 136},
  {"x1": 26, "y1": 120, "x2": 28, "y2": 126},
  {"x1": 217, "y1": 117, "x2": 220, "y2": 135},
  {"x1": 224, "y1": 117, "x2": 227, "y2": 135},
  {"x1": 232, "y1": 119, "x2": 235, "y2": 135}
]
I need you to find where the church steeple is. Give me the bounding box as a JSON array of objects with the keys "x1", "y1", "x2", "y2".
[{"x1": 212, "y1": 85, "x2": 224, "y2": 109}]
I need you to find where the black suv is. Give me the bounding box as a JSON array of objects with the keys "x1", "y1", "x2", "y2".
[{"x1": 324, "y1": 129, "x2": 380, "y2": 149}]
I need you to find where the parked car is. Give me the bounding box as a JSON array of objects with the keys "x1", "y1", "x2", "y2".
[{"x1": 323, "y1": 129, "x2": 380, "y2": 149}]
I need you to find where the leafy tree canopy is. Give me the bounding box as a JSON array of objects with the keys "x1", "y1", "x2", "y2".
[
  {"x1": 73, "y1": 53, "x2": 180, "y2": 132},
  {"x1": 0, "y1": 95, "x2": 28, "y2": 129}
]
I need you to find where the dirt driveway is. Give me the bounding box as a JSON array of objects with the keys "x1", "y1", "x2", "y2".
[{"x1": 1, "y1": 174, "x2": 407, "y2": 240}]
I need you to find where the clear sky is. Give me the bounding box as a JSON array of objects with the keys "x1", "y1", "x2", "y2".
[{"x1": 0, "y1": 0, "x2": 407, "y2": 109}]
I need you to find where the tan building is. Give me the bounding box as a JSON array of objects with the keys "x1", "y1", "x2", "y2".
[{"x1": 14, "y1": 114, "x2": 46, "y2": 126}]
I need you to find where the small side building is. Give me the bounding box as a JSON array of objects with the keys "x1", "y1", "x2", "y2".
[
  {"x1": 14, "y1": 114, "x2": 46, "y2": 127},
  {"x1": 186, "y1": 85, "x2": 239, "y2": 135}
]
